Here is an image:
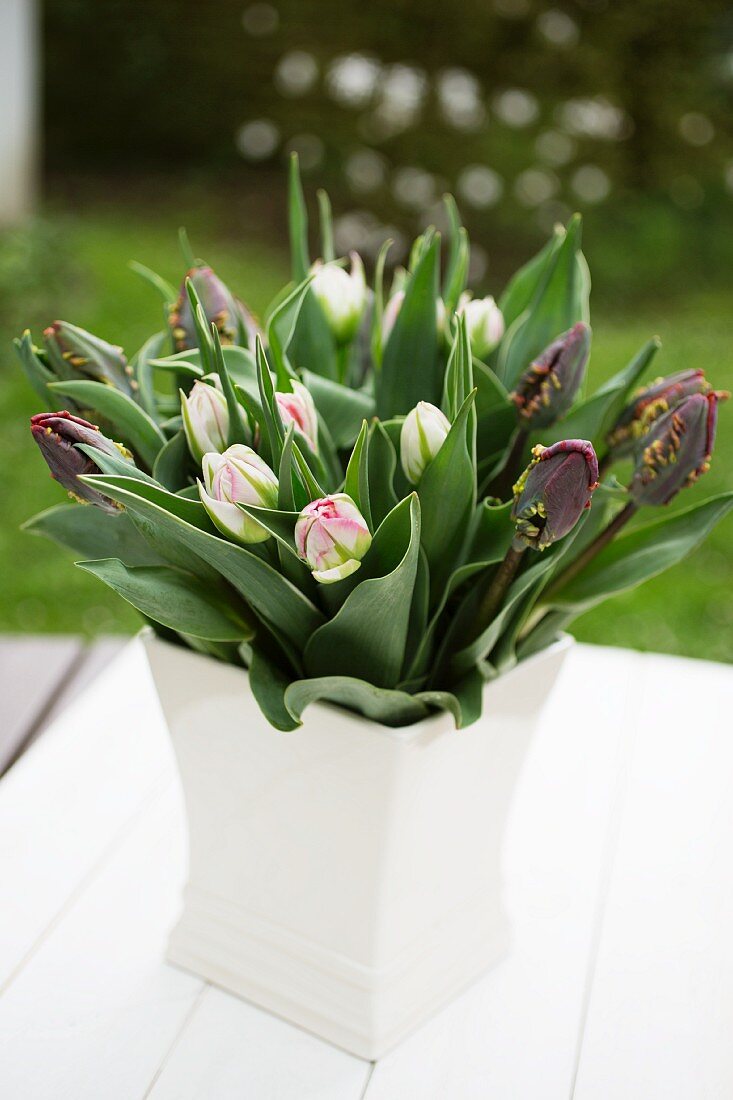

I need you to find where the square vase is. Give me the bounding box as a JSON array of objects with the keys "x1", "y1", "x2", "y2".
[{"x1": 143, "y1": 631, "x2": 573, "y2": 1060}]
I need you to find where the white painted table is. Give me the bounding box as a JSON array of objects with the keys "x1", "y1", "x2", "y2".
[{"x1": 1, "y1": 639, "x2": 731, "y2": 1099}]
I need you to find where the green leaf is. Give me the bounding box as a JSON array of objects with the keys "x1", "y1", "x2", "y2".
[
  {"x1": 152, "y1": 429, "x2": 190, "y2": 491},
  {"x1": 343, "y1": 420, "x2": 372, "y2": 529},
  {"x1": 497, "y1": 216, "x2": 590, "y2": 390},
  {"x1": 47, "y1": 379, "x2": 166, "y2": 469},
  {"x1": 267, "y1": 274, "x2": 314, "y2": 388},
  {"x1": 303, "y1": 495, "x2": 421, "y2": 687},
  {"x1": 22, "y1": 503, "x2": 166, "y2": 566},
  {"x1": 285, "y1": 676, "x2": 467, "y2": 728},
  {"x1": 82, "y1": 475, "x2": 325, "y2": 649},
  {"x1": 131, "y1": 330, "x2": 168, "y2": 419},
  {"x1": 536, "y1": 337, "x2": 661, "y2": 448},
  {"x1": 418, "y1": 389, "x2": 477, "y2": 593},
  {"x1": 248, "y1": 646, "x2": 300, "y2": 732},
  {"x1": 498, "y1": 227, "x2": 562, "y2": 330},
  {"x1": 255, "y1": 336, "x2": 286, "y2": 468},
  {"x1": 128, "y1": 261, "x2": 177, "y2": 304},
  {"x1": 317, "y1": 188, "x2": 335, "y2": 262},
  {"x1": 548, "y1": 492, "x2": 733, "y2": 612},
  {"x1": 302, "y1": 370, "x2": 375, "y2": 449},
  {"x1": 82, "y1": 473, "x2": 210, "y2": 527},
  {"x1": 370, "y1": 238, "x2": 392, "y2": 370},
  {"x1": 442, "y1": 194, "x2": 469, "y2": 311},
  {"x1": 14, "y1": 331, "x2": 56, "y2": 407},
  {"x1": 474, "y1": 359, "x2": 516, "y2": 463},
  {"x1": 236, "y1": 504, "x2": 300, "y2": 556},
  {"x1": 368, "y1": 421, "x2": 399, "y2": 527},
  {"x1": 78, "y1": 559, "x2": 254, "y2": 641},
  {"x1": 288, "y1": 152, "x2": 310, "y2": 282},
  {"x1": 377, "y1": 237, "x2": 441, "y2": 417},
  {"x1": 211, "y1": 326, "x2": 251, "y2": 447},
  {"x1": 76, "y1": 443, "x2": 157, "y2": 486}
]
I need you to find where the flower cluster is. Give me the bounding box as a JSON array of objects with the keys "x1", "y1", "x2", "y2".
[{"x1": 18, "y1": 160, "x2": 730, "y2": 731}]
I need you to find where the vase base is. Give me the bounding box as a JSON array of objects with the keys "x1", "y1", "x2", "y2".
[{"x1": 166, "y1": 885, "x2": 510, "y2": 1061}]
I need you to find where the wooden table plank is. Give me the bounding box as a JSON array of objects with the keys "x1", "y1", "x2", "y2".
[
  {"x1": 364, "y1": 646, "x2": 643, "y2": 1100},
  {"x1": 0, "y1": 635, "x2": 83, "y2": 774},
  {"x1": 0, "y1": 640, "x2": 173, "y2": 990},
  {"x1": 146, "y1": 985, "x2": 372, "y2": 1100},
  {"x1": 573, "y1": 654, "x2": 733, "y2": 1100}
]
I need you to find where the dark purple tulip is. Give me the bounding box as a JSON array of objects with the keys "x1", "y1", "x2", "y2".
[
  {"x1": 630, "y1": 391, "x2": 726, "y2": 506},
  {"x1": 607, "y1": 369, "x2": 711, "y2": 458},
  {"x1": 43, "y1": 321, "x2": 136, "y2": 397},
  {"x1": 511, "y1": 322, "x2": 591, "y2": 429},
  {"x1": 512, "y1": 438, "x2": 599, "y2": 550},
  {"x1": 169, "y1": 265, "x2": 260, "y2": 352},
  {"x1": 30, "y1": 411, "x2": 124, "y2": 512}
]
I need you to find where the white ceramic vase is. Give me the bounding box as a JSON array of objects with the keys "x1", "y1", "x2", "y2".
[{"x1": 144, "y1": 631, "x2": 573, "y2": 1060}]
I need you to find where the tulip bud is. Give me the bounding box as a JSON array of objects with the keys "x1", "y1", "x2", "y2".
[
  {"x1": 198, "y1": 444, "x2": 279, "y2": 544},
  {"x1": 43, "y1": 321, "x2": 136, "y2": 397},
  {"x1": 606, "y1": 369, "x2": 712, "y2": 458},
  {"x1": 400, "y1": 401, "x2": 451, "y2": 484},
  {"x1": 295, "y1": 494, "x2": 372, "y2": 583},
  {"x1": 512, "y1": 439, "x2": 599, "y2": 550},
  {"x1": 30, "y1": 410, "x2": 128, "y2": 512},
  {"x1": 181, "y1": 378, "x2": 230, "y2": 464},
  {"x1": 310, "y1": 253, "x2": 367, "y2": 345},
  {"x1": 510, "y1": 322, "x2": 591, "y2": 429},
  {"x1": 456, "y1": 293, "x2": 505, "y2": 359},
  {"x1": 629, "y1": 391, "x2": 725, "y2": 507},
  {"x1": 275, "y1": 380, "x2": 319, "y2": 453},
  {"x1": 169, "y1": 265, "x2": 259, "y2": 352}
]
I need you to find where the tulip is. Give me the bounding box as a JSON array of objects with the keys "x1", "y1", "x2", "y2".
[
  {"x1": 456, "y1": 293, "x2": 505, "y2": 360},
  {"x1": 169, "y1": 265, "x2": 259, "y2": 352},
  {"x1": 295, "y1": 494, "x2": 372, "y2": 583},
  {"x1": 198, "y1": 445, "x2": 279, "y2": 544},
  {"x1": 400, "y1": 401, "x2": 451, "y2": 484},
  {"x1": 275, "y1": 380, "x2": 319, "y2": 453},
  {"x1": 606, "y1": 369, "x2": 712, "y2": 459},
  {"x1": 310, "y1": 253, "x2": 367, "y2": 346},
  {"x1": 510, "y1": 322, "x2": 591, "y2": 429},
  {"x1": 630, "y1": 391, "x2": 725, "y2": 507},
  {"x1": 30, "y1": 410, "x2": 127, "y2": 512},
  {"x1": 43, "y1": 321, "x2": 136, "y2": 397},
  {"x1": 512, "y1": 439, "x2": 599, "y2": 551},
  {"x1": 181, "y1": 378, "x2": 230, "y2": 464}
]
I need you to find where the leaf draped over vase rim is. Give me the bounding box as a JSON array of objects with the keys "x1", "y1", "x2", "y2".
[{"x1": 17, "y1": 155, "x2": 732, "y2": 731}]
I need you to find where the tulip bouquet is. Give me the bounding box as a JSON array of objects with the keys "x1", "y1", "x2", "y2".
[{"x1": 18, "y1": 159, "x2": 731, "y2": 730}]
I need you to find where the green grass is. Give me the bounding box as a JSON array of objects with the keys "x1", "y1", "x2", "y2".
[{"x1": 1, "y1": 202, "x2": 731, "y2": 662}]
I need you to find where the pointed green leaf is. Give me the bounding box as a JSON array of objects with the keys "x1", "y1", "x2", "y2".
[
  {"x1": 303, "y1": 495, "x2": 421, "y2": 687},
  {"x1": 78, "y1": 559, "x2": 254, "y2": 640},
  {"x1": 47, "y1": 379, "x2": 166, "y2": 469},
  {"x1": 288, "y1": 152, "x2": 310, "y2": 282},
  {"x1": 377, "y1": 237, "x2": 441, "y2": 416},
  {"x1": 22, "y1": 503, "x2": 167, "y2": 566}
]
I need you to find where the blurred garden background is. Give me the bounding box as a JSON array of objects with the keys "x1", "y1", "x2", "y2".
[{"x1": 1, "y1": 0, "x2": 732, "y2": 660}]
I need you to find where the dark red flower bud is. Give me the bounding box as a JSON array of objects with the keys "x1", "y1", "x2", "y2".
[
  {"x1": 512, "y1": 438, "x2": 599, "y2": 550},
  {"x1": 630, "y1": 391, "x2": 726, "y2": 506},
  {"x1": 169, "y1": 266, "x2": 260, "y2": 352},
  {"x1": 510, "y1": 322, "x2": 590, "y2": 429},
  {"x1": 30, "y1": 411, "x2": 125, "y2": 512},
  {"x1": 607, "y1": 369, "x2": 712, "y2": 458},
  {"x1": 43, "y1": 321, "x2": 135, "y2": 397}
]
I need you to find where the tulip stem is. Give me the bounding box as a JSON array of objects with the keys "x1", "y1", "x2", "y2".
[
  {"x1": 490, "y1": 428, "x2": 528, "y2": 501},
  {"x1": 542, "y1": 501, "x2": 638, "y2": 602},
  {"x1": 336, "y1": 345, "x2": 350, "y2": 386},
  {"x1": 476, "y1": 543, "x2": 525, "y2": 630}
]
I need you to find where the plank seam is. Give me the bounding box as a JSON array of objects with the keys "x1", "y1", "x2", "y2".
[
  {"x1": 141, "y1": 983, "x2": 209, "y2": 1099},
  {"x1": 0, "y1": 639, "x2": 85, "y2": 777},
  {"x1": 569, "y1": 651, "x2": 650, "y2": 1099}
]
